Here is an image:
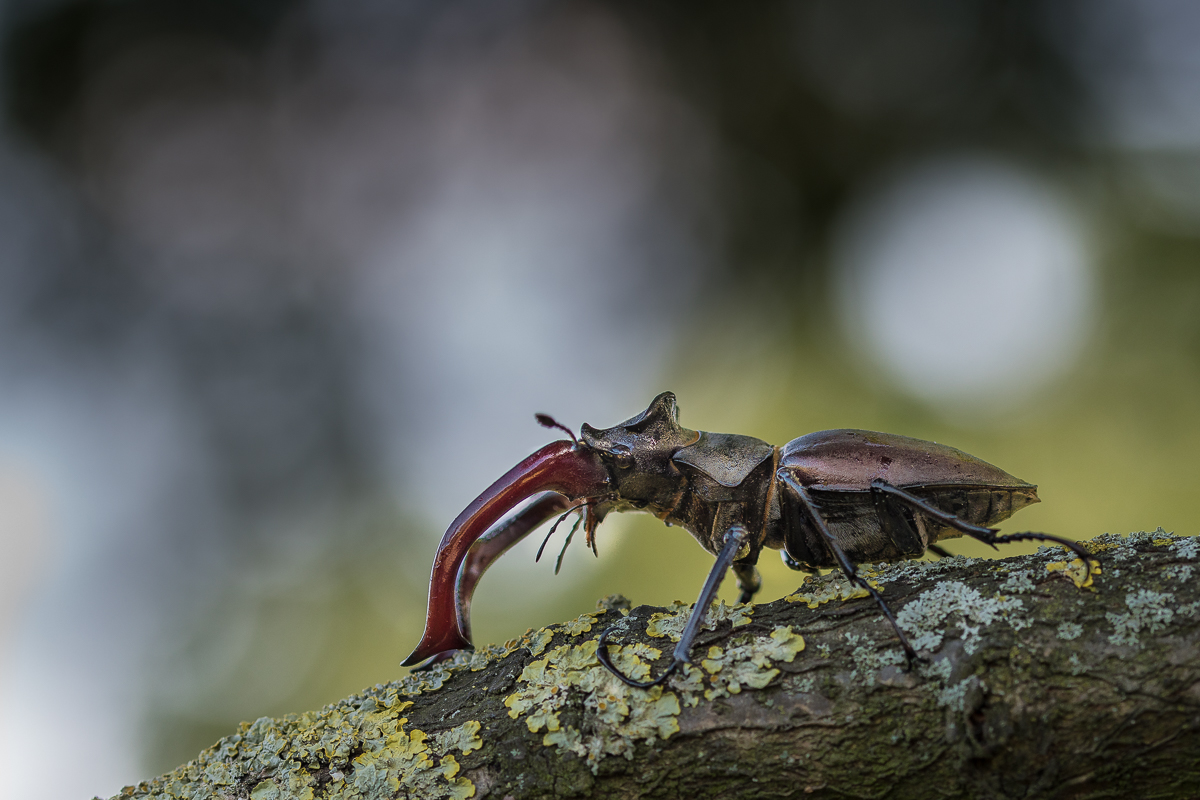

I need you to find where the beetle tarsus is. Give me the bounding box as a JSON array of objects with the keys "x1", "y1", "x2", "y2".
[
  {"x1": 986, "y1": 530, "x2": 1096, "y2": 568},
  {"x1": 596, "y1": 626, "x2": 682, "y2": 689},
  {"x1": 598, "y1": 524, "x2": 750, "y2": 687},
  {"x1": 926, "y1": 544, "x2": 953, "y2": 559}
]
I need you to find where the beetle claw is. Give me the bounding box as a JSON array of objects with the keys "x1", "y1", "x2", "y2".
[{"x1": 596, "y1": 625, "x2": 681, "y2": 689}]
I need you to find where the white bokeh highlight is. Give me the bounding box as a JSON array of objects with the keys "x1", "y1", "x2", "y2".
[{"x1": 834, "y1": 157, "x2": 1093, "y2": 412}]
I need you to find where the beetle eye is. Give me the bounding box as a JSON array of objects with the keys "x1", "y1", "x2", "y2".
[{"x1": 610, "y1": 445, "x2": 635, "y2": 469}]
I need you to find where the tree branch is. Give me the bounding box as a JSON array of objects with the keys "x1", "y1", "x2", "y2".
[{"x1": 110, "y1": 531, "x2": 1200, "y2": 800}]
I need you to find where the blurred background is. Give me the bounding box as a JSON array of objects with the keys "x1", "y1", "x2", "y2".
[{"x1": 0, "y1": 0, "x2": 1198, "y2": 796}]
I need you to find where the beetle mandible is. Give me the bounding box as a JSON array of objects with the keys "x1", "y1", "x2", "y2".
[{"x1": 403, "y1": 392, "x2": 1094, "y2": 687}]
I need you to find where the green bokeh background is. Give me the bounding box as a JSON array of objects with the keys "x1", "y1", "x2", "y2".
[{"x1": 0, "y1": 0, "x2": 1197, "y2": 784}]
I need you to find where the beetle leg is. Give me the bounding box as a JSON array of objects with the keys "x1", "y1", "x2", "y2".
[
  {"x1": 926, "y1": 544, "x2": 954, "y2": 559},
  {"x1": 869, "y1": 480, "x2": 1096, "y2": 566},
  {"x1": 778, "y1": 473, "x2": 921, "y2": 665},
  {"x1": 598, "y1": 524, "x2": 750, "y2": 689},
  {"x1": 732, "y1": 563, "x2": 762, "y2": 605}
]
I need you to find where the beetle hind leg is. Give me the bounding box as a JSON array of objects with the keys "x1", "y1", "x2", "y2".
[
  {"x1": 777, "y1": 473, "x2": 922, "y2": 665},
  {"x1": 869, "y1": 480, "x2": 1094, "y2": 565}
]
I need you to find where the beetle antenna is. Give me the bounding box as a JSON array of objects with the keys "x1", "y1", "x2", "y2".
[
  {"x1": 535, "y1": 413, "x2": 578, "y2": 446},
  {"x1": 555, "y1": 514, "x2": 584, "y2": 575}
]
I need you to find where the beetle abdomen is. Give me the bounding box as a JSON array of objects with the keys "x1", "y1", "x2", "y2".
[{"x1": 905, "y1": 483, "x2": 1039, "y2": 541}]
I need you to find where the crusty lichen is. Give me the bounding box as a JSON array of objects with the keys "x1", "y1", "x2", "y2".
[
  {"x1": 645, "y1": 599, "x2": 753, "y2": 640},
  {"x1": 784, "y1": 572, "x2": 874, "y2": 607},
  {"x1": 1107, "y1": 589, "x2": 1177, "y2": 648},
  {"x1": 692, "y1": 625, "x2": 807, "y2": 701},
  {"x1": 1045, "y1": 557, "x2": 1102, "y2": 589},
  {"x1": 894, "y1": 580, "x2": 1027, "y2": 654},
  {"x1": 501, "y1": 611, "x2": 803, "y2": 772},
  {"x1": 112, "y1": 689, "x2": 484, "y2": 800},
  {"x1": 503, "y1": 638, "x2": 680, "y2": 771}
]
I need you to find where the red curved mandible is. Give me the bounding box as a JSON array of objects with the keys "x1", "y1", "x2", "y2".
[{"x1": 401, "y1": 440, "x2": 609, "y2": 666}]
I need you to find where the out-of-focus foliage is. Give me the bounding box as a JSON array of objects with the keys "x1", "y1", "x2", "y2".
[{"x1": 0, "y1": 1, "x2": 1198, "y2": 796}]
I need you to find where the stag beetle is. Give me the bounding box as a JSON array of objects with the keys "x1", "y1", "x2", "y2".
[{"x1": 403, "y1": 392, "x2": 1094, "y2": 687}]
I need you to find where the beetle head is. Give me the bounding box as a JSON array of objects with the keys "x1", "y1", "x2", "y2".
[{"x1": 580, "y1": 391, "x2": 699, "y2": 508}]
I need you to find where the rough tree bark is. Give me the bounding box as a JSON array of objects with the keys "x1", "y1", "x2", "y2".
[{"x1": 110, "y1": 531, "x2": 1200, "y2": 800}]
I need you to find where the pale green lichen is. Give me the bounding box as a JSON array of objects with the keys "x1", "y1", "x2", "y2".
[
  {"x1": 937, "y1": 675, "x2": 982, "y2": 712},
  {"x1": 872, "y1": 554, "x2": 984, "y2": 585},
  {"x1": 1056, "y1": 621, "x2": 1083, "y2": 641},
  {"x1": 918, "y1": 655, "x2": 953, "y2": 684},
  {"x1": 1107, "y1": 589, "x2": 1176, "y2": 647},
  {"x1": 526, "y1": 628, "x2": 555, "y2": 657},
  {"x1": 895, "y1": 580, "x2": 1026, "y2": 653},
  {"x1": 645, "y1": 600, "x2": 752, "y2": 641},
  {"x1": 564, "y1": 613, "x2": 599, "y2": 636},
  {"x1": 1087, "y1": 528, "x2": 1186, "y2": 563},
  {"x1": 689, "y1": 626, "x2": 806, "y2": 701},
  {"x1": 502, "y1": 638, "x2": 680, "y2": 771},
  {"x1": 842, "y1": 631, "x2": 904, "y2": 686},
  {"x1": 431, "y1": 720, "x2": 483, "y2": 755},
  {"x1": 1163, "y1": 563, "x2": 1196, "y2": 583},
  {"x1": 1171, "y1": 537, "x2": 1199, "y2": 561},
  {"x1": 999, "y1": 569, "x2": 1036, "y2": 594}
]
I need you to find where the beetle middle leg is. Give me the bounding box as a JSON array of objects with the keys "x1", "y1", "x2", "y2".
[
  {"x1": 777, "y1": 472, "x2": 921, "y2": 664},
  {"x1": 926, "y1": 544, "x2": 953, "y2": 558},
  {"x1": 869, "y1": 480, "x2": 1095, "y2": 565},
  {"x1": 732, "y1": 563, "x2": 762, "y2": 604},
  {"x1": 598, "y1": 524, "x2": 750, "y2": 688}
]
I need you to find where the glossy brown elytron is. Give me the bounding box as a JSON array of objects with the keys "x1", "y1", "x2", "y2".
[{"x1": 404, "y1": 392, "x2": 1093, "y2": 687}]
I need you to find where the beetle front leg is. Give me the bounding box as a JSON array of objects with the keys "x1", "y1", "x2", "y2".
[
  {"x1": 869, "y1": 479, "x2": 1096, "y2": 566},
  {"x1": 598, "y1": 524, "x2": 750, "y2": 688},
  {"x1": 778, "y1": 472, "x2": 921, "y2": 665}
]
